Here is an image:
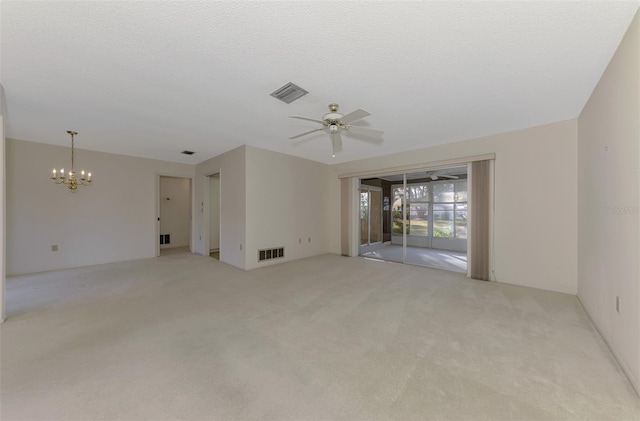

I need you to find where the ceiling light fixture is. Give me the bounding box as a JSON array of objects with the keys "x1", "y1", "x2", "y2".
[{"x1": 51, "y1": 131, "x2": 92, "y2": 192}]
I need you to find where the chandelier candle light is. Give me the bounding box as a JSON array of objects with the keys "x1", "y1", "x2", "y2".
[{"x1": 51, "y1": 130, "x2": 92, "y2": 192}]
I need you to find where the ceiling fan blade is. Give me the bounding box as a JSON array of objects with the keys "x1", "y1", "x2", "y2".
[
  {"x1": 289, "y1": 115, "x2": 326, "y2": 125},
  {"x1": 331, "y1": 132, "x2": 342, "y2": 156},
  {"x1": 439, "y1": 175, "x2": 459, "y2": 179},
  {"x1": 346, "y1": 125, "x2": 384, "y2": 138},
  {"x1": 289, "y1": 127, "x2": 325, "y2": 139},
  {"x1": 340, "y1": 109, "x2": 370, "y2": 124}
]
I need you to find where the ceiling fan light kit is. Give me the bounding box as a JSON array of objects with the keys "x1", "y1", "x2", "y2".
[{"x1": 289, "y1": 103, "x2": 384, "y2": 157}]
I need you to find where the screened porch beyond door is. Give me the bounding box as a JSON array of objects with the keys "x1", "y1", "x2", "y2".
[
  {"x1": 359, "y1": 167, "x2": 468, "y2": 273},
  {"x1": 359, "y1": 243, "x2": 467, "y2": 273}
]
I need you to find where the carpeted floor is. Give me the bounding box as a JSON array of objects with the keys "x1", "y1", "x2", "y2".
[
  {"x1": 160, "y1": 245, "x2": 191, "y2": 256},
  {"x1": 1, "y1": 253, "x2": 639, "y2": 420}
]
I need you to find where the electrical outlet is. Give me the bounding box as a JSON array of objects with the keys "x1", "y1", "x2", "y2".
[
  {"x1": 308, "y1": 237, "x2": 311, "y2": 243},
  {"x1": 240, "y1": 244, "x2": 243, "y2": 251},
  {"x1": 51, "y1": 244, "x2": 58, "y2": 252},
  {"x1": 616, "y1": 296, "x2": 620, "y2": 313},
  {"x1": 298, "y1": 238, "x2": 302, "y2": 244}
]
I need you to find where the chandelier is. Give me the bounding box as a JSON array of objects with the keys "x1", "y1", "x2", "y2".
[{"x1": 51, "y1": 131, "x2": 92, "y2": 192}]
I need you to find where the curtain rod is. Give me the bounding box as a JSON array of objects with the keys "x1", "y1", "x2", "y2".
[{"x1": 337, "y1": 153, "x2": 496, "y2": 179}]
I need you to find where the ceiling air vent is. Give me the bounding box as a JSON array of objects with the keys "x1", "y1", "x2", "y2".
[
  {"x1": 181, "y1": 150, "x2": 195, "y2": 155},
  {"x1": 270, "y1": 82, "x2": 308, "y2": 104}
]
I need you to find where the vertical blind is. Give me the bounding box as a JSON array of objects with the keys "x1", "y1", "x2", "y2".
[
  {"x1": 469, "y1": 160, "x2": 491, "y2": 280},
  {"x1": 341, "y1": 178, "x2": 351, "y2": 256}
]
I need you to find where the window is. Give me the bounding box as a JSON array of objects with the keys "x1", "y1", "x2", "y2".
[
  {"x1": 392, "y1": 186, "x2": 405, "y2": 235},
  {"x1": 454, "y1": 181, "x2": 468, "y2": 239},
  {"x1": 433, "y1": 181, "x2": 467, "y2": 239},
  {"x1": 408, "y1": 184, "x2": 429, "y2": 236},
  {"x1": 433, "y1": 203, "x2": 454, "y2": 238},
  {"x1": 392, "y1": 179, "x2": 467, "y2": 239}
]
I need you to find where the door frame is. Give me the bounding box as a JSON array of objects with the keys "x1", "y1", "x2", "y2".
[
  {"x1": 203, "y1": 172, "x2": 221, "y2": 258},
  {"x1": 155, "y1": 173, "x2": 194, "y2": 257},
  {"x1": 359, "y1": 184, "x2": 383, "y2": 249}
]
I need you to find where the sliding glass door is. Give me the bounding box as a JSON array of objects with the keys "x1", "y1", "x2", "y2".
[
  {"x1": 360, "y1": 185, "x2": 382, "y2": 247},
  {"x1": 402, "y1": 173, "x2": 468, "y2": 266},
  {"x1": 359, "y1": 169, "x2": 469, "y2": 271}
]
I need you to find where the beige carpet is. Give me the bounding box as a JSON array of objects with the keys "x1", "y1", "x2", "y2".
[{"x1": 1, "y1": 253, "x2": 639, "y2": 420}]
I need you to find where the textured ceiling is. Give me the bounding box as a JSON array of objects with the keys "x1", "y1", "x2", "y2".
[{"x1": 1, "y1": 1, "x2": 638, "y2": 165}]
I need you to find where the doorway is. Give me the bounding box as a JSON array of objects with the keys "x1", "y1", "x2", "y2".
[
  {"x1": 358, "y1": 167, "x2": 468, "y2": 273},
  {"x1": 159, "y1": 176, "x2": 192, "y2": 256},
  {"x1": 207, "y1": 173, "x2": 221, "y2": 260},
  {"x1": 359, "y1": 185, "x2": 383, "y2": 252}
]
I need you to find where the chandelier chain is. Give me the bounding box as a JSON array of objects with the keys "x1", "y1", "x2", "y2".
[{"x1": 71, "y1": 132, "x2": 75, "y2": 174}]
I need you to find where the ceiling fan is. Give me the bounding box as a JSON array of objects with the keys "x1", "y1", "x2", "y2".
[
  {"x1": 289, "y1": 103, "x2": 384, "y2": 157},
  {"x1": 427, "y1": 171, "x2": 459, "y2": 181}
]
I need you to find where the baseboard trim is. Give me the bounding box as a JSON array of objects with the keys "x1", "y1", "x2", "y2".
[{"x1": 577, "y1": 295, "x2": 640, "y2": 398}]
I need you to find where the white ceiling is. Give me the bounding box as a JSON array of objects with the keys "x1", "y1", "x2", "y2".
[{"x1": 1, "y1": 1, "x2": 638, "y2": 165}]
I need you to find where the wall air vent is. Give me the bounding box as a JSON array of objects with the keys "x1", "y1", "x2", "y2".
[
  {"x1": 270, "y1": 82, "x2": 308, "y2": 104},
  {"x1": 181, "y1": 150, "x2": 195, "y2": 155},
  {"x1": 258, "y1": 247, "x2": 285, "y2": 262}
]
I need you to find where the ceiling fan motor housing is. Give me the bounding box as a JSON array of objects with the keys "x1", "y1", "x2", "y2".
[
  {"x1": 324, "y1": 103, "x2": 345, "y2": 128},
  {"x1": 288, "y1": 102, "x2": 383, "y2": 156},
  {"x1": 323, "y1": 113, "x2": 344, "y2": 123}
]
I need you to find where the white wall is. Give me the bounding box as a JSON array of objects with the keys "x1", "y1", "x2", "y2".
[
  {"x1": 208, "y1": 174, "x2": 220, "y2": 251},
  {"x1": 0, "y1": 99, "x2": 5, "y2": 321},
  {"x1": 6, "y1": 139, "x2": 194, "y2": 275},
  {"x1": 577, "y1": 11, "x2": 640, "y2": 395},
  {"x1": 244, "y1": 146, "x2": 336, "y2": 270},
  {"x1": 333, "y1": 120, "x2": 578, "y2": 294},
  {"x1": 159, "y1": 176, "x2": 191, "y2": 249},
  {"x1": 194, "y1": 146, "x2": 246, "y2": 269}
]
